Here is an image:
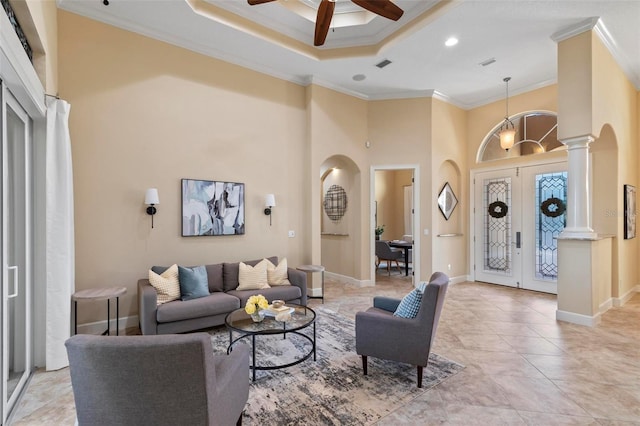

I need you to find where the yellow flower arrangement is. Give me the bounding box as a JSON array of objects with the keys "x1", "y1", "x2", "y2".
[{"x1": 245, "y1": 294, "x2": 269, "y2": 315}]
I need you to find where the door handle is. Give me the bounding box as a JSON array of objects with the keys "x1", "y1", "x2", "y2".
[
  {"x1": 8, "y1": 265, "x2": 18, "y2": 298},
  {"x1": 515, "y1": 232, "x2": 521, "y2": 249}
]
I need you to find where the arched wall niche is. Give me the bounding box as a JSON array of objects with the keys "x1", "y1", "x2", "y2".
[
  {"x1": 433, "y1": 159, "x2": 465, "y2": 277},
  {"x1": 591, "y1": 124, "x2": 621, "y2": 300},
  {"x1": 477, "y1": 110, "x2": 566, "y2": 163},
  {"x1": 320, "y1": 155, "x2": 361, "y2": 278}
]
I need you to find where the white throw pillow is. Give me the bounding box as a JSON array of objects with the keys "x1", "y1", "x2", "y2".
[
  {"x1": 237, "y1": 259, "x2": 271, "y2": 290},
  {"x1": 148, "y1": 264, "x2": 181, "y2": 305},
  {"x1": 267, "y1": 258, "x2": 291, "y2": 286}
]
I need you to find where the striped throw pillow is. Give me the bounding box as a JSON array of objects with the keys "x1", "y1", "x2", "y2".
[
  {"x1": 267, "y1": 258, "x2": 291, "y2": 286},
  {"x1": 148, "y1": 264, "x2": 181, "y2": 305},
  {"x1": 237, "y1": 259, "x2": 271, "y2": 291}
]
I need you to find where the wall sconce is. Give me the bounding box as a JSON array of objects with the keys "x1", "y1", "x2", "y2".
[
  {"x1": 264, "y1": 194, "x2": 276, "y2": 226},
  {"x1": 145, "y1": 188, "x2": 160, "y2": 228}
]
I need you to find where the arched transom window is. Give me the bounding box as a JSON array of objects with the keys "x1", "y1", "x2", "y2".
[{"x1": 478, "y1": 111, "x2": 564, "y2": 162}]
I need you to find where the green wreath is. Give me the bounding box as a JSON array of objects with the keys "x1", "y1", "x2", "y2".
[
  {"x1": 488, "y1": 201, "x2": 508, "y2": 219},
  {"x1": 541, "y1": 197, "x2": 566, "y2": 218}
]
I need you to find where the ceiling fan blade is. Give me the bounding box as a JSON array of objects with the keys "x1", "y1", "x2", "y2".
[
  {"x1": 314, "y1": 0, "x2": 335, "y2": 46},
  {"x1": 351, "y1": 0, "x2": 404, "y2": 21},
  {"x1": 247, "y1": 0, "x2": 277, "y2": 5}
]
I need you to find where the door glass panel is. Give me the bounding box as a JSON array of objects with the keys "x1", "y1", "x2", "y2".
[
  {"x1": 483, "y1": 178, "x2": 512, "y2": 274},
  {"x1": 535, "y1": 172, "x2": 567, "y2": 280}
]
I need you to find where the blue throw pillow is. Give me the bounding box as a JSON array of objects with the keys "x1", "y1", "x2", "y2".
[
  {"x1": 178, "y1": 265, "x2": 210, "y2": 301},
  {"x1": 393, "y1": 282, "x2": 427, "y2": 318}
]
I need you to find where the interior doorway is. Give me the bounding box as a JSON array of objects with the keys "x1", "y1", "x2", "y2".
[{"x1": 371, "y1": 165, "x2": 419, "y2": 284}]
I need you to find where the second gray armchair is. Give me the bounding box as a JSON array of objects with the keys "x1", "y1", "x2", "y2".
[{"x1": 355, "y1": 272, "x2": 449, "y2": 387}]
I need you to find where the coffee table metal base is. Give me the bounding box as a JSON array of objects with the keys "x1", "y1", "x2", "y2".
[{"x1": 227, "y1": 324, "x2": 316, "y2": 381}]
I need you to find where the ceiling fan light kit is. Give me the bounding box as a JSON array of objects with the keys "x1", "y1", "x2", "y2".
[{"x1": 248, "y1": 0, "x2": 404, "y2": 46}]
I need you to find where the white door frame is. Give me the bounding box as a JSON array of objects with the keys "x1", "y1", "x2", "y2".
[
  {"x1": 469, "y1": 158, "x2": 567, "y2": 292},
  {"x1": 370, "y1": 164, "x2": 420, "y2": 285}
]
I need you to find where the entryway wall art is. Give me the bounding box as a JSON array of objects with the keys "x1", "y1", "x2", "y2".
[{"x1": 182, "y1": 179, "x2": 245, "y2": 236}]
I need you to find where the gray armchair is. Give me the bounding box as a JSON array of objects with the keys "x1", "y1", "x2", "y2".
[
  {"x1": 375, "y1": 240, "x2": 403, "y2": 275},
  {"x1": 65, "y1": 333, "x2": 250, "y2": 426},
  {"x1": 355, "y1": 272, "x2": 449, "y2": 387}
]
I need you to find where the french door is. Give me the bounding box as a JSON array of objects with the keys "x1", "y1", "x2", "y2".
[
  {"x1": 1, "y1": 84, "x2": 32, "y2": 423},
  {"x1": 473, "y1": 162, "x2": 567, "y2": 294}
]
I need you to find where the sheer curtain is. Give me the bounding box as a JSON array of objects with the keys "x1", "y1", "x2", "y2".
[{"x1": 45, "y1": 98, "x2": 74, "y2": 370}]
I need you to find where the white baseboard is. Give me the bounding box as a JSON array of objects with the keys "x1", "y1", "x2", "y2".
[
  {"x1": 324, "y1": 271, "x2": 374, "y2": 287},
  {"x1": 76, "y1": 315, "x2": 139, "y2": 335},
  {"x1": 612, "y1": 285, "x2": 640, "y2": 307},
  {"x1": 556, "y1": 309, "x2": 601, "y2": 327},
  {"x1": 599, "y1": 298, "x2": 613, "y2": 313},
  {"x1": 448, "y1": 275, "x2": 467, "y2": 285}
]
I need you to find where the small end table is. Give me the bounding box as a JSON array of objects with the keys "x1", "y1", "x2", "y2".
[
  {"x1": 297, "y1": 265, "x2": 325, "y2": 303},
  {"x1": 72, "y1": 287, "x2": 127, "y2": 335}
]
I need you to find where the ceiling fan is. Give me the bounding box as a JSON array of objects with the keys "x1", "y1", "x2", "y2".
[{"x1": 247, "y1": 0, "x2": 404, "y2": 46}]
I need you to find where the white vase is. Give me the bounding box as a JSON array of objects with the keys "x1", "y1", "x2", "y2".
[{"x1": 251, "y1": 312, "x2": 263, "y2": 322}]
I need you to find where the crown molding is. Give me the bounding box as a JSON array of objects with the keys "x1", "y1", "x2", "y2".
[
  {"x1": 551, "y1": 17, "x2": 640, "y2": 90},
  {"x1": 550, "y1": 17, "x2": 599, "y2": 43}
]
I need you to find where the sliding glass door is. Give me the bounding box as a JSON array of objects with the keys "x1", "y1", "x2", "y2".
[{"x1": 1, "y1": 83, "x2": 33, "y2": 424}]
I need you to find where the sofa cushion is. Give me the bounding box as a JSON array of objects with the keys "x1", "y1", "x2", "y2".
[
  {"x1": 228, "y1": 286, "x2": 302, "y2": 308},
  {"x1": 237, "y1": 260, "x2": 270, "y2": 291},
  {"x1": 205, "y1": 264, "x2": 224, "y2": 293},
  {"x1": 156, "y1": 293, "x2": 240, "y2": 323},
  {"x1": 223, "y1": 256, "x2": 278, "y2": 292},
  {"x1": 148, "y1": 264, "x2": 181, "y2": 305},
  {"x1": 153, "y1": 264, "x2": 224, "y2": 293},
  {"x1": 267, "y1": 258, "x2": 291, "y2": 286},
  {"x1": 178, "y1": 265, "x2": 210, "y2": 301}
]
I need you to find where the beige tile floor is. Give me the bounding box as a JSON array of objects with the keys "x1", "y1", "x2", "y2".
[{"x1": 11, "y1": 273, "x2": 640, "y2": 425}]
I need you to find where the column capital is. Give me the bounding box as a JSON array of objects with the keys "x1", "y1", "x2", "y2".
[{"x1": 560, "y1": 134, "x2": 596, "y2": 148}]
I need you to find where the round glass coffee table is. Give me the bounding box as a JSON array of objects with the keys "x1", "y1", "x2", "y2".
[{"x1": 225, "y1": 304, "x2": 316, "y2": 381}]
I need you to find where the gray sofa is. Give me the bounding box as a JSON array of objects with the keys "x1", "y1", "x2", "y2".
[{"x1": 138, "y1": 256, "x2": 307, "y2": 335}]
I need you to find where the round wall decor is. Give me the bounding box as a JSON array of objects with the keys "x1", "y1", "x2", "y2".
[{"x1": 324, "y1": 184, "x2": 348, "y2": 222}]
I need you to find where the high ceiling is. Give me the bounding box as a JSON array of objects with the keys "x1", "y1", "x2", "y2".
[{"x1": 57, "y1": 0, "x2": 640, "y2": 109}]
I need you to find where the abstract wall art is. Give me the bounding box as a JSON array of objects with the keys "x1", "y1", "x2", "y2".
[
  {"x1": 624, "y1": 184, "x2": 636, "y2": 239},
  {"x1": 182, "y1": 179, "x2": 245, "y2": 236}
]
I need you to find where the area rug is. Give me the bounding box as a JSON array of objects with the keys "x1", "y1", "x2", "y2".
[{"x1": 208, "y1": 308, "x2": 464, "y2": 425}]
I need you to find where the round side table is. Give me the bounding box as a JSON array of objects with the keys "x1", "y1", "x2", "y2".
[
  {"x1": 72, "y1": 287, "x2": 127, "y2": 335},
  {"x1": 297, "y1": 265, "x2": 325, "y2": 303}
]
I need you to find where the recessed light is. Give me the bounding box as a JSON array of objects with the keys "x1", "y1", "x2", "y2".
[
  {"x1": 445, "y1": 37, "x2": 458, "y2": 47},
  {"x1": 352, "y1": 74, "x2": 366, "y2": 81}
]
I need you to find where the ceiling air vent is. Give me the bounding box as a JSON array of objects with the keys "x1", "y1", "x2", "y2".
[
  {"x1": 479, "y1": 57, "x2": 496, "y2": 67},
  {"x1": 376, "y1": 59, "x2": 392, "y2": 69}
]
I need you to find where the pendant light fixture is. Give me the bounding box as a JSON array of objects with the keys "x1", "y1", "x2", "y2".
[{"x1": 499, "y1": 77, "x2": 516, "y2": 151}]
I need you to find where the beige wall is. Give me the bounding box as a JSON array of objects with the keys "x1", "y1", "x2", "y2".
[
  {"x1": 59, "y1": 11, "x2": 308, "y2": 323},
  {"x1": 590, "y1": 32, "x2": 639, "y2": 299},
  {"x1": 432, "y1": 99, "x2": 467, "y2": 277},
  {"x1": 368, "y1": 98, "x2": 433, "y2": 278},
  {"x1": 309, "y1": 85, "x2": 368, "y2": 280},
  {"x1": 374, "y1": 169, "x2": 412, "y2": 241}
]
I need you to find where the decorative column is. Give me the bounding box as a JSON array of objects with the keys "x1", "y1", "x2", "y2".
[{"x1": 559, "y1": 134, "x2": 597, "y2": 239}]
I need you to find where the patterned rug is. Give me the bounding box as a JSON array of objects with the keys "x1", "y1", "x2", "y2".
[{"x1": 208, "y1": 308, "x2": 464, "y2": 426}]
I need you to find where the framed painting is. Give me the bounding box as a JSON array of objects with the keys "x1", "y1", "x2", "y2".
[
  {"x1": 182, "y1": 179, "x2": 245, "y2": 236},
  {"x1": 624, "y1": 184, "x2": 636, "y2": 239}
]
